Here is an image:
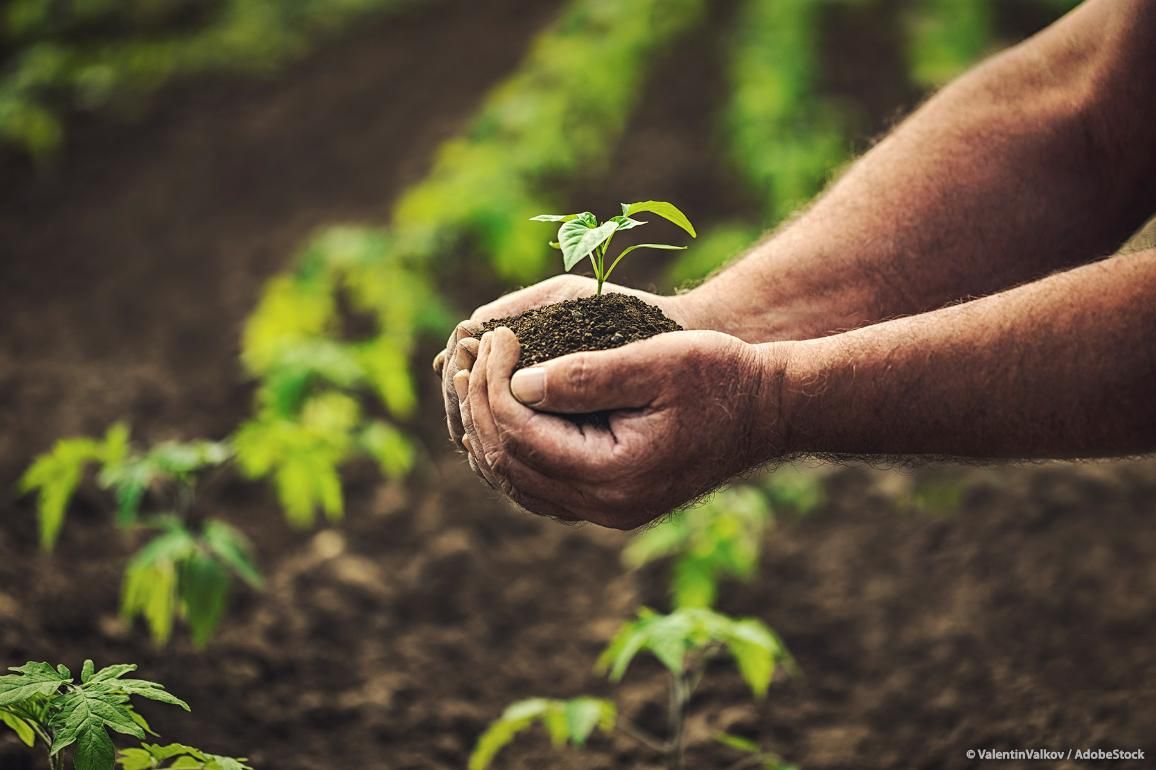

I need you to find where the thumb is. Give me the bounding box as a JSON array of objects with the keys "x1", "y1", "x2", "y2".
[{"x1": 510, "y1": 345, "x2": 661, "y2": 413}]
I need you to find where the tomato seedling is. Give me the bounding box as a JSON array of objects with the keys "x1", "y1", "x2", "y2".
[
  {"x1": 531, "y1": 201, "x2": 697, "y2": 295},
  {"x1": 20, "y1": 424, "x2": 262, "y2": 647},
  {"x1": 0, "y1": 660, "x2": 250, "y2": 770},
  {"x1": 471, "y1": 607, "x2": 794, "y2": 770}
]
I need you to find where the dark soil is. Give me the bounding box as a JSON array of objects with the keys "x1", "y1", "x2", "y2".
[
  {"x1": 478, "y1": 294, "x2": 682, "y2": 368},
  {"x1": 4, "y1": 3, "x2": 1155, "y2": 770}
]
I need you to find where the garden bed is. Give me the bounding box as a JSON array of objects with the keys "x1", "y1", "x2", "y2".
[{"x1": 2, "y1": 1, "x2": 1153, "y2": 769}]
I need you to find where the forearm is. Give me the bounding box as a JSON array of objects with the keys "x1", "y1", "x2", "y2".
[
  {"x1": 770, "y1": 249, "x2": 1156, "y2": 459},
  {"x1": 683, "y1": 0, "x2": 1156, "y2": 342}
]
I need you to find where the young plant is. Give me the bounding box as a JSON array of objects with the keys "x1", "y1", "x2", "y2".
[
  {"x1": 470, "y1": 607, "x2": 793, "y2": 770},
  {"x1": 624, "y1": 486, "x2": 772, "y2": 609},
  {"x1": 19, "y1": 426, "x2": 262, "y2": 647},
  {"x1": 0, "y1": 659, "x2": 249, "y2": 770},
  {"x1": 531, "y1": 201, "x2": 697, "y2": 295},
  {"x1": 625, "y1": 471, "x2": 823, "y2": 610}
]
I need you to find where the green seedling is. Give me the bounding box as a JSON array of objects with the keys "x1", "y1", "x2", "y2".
[
  {"x1": 532, "y1": 201, "x2": 697, "y2": 295},
  {"x1": 471, "y1": 607, "x2": 793, "y2": 770},
  {"x1": 625, "y1": 486, "x2": 772, "y2": 609},
  {"x1": 19, "y1": 425, "x2": 261, "y2": 647},
  {"x1": 625, "y1": 471, "x2": 824, "y2": 610},
  {"x1": 0, "y1": 659, "x2": 250, "y2": 770}
]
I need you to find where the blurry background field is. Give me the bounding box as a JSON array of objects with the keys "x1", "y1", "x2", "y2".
[{"x1": 2, "y1": 1, "x2": 1154, "y2": 768}]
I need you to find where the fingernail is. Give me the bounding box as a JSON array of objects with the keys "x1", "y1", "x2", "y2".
[
  {"x1": 453, "y1": 370, "x2": 469, "y2": 402},
  {"x1": 511, "y1": 368, "x2": 546, "y2": 405}
]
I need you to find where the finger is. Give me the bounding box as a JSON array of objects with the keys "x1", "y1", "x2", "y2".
[
  {"x1": 484, "y1": 327, "x2": 620, "y2": 480},
  {"x1": 509, "y1": 335, "x2": 676, "y2": 413},
  {"x1": 456, "y1": 336, "x2": 480, "y2": 369},
  {"x1": 454, "y1": 369, "x2": 473, "y2": 446},
  {"x1": 443, "y1": 325, "x2": 483, "y2": 443},
  {"x1": 463, "y1": 436, "x2": 494, "y2": 489},
  {"x1": 466, "y1": 334, "x2": 503, "y2": 489},
  {"x1": 433, "y1": 350, "x2": 446, "y2": 376}
]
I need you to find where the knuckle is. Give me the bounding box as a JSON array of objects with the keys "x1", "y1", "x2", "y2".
[{"x1": 564, "y1": 356, "x2": 593, "y2": 393}]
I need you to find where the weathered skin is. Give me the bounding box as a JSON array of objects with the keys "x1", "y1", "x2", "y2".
[{"x1": 434, "y1": 0, "x2": 1156, "y2": 529}]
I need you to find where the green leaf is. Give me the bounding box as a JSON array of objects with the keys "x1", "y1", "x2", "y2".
[
  {"x1": 20, "y1": 437, "x2": 104, "y2": 550},
  {"x1": 0, "y1": 661, "x2": 71, "y2": 705},
  {"x1": 604, "y1": 243, "x2": 686, "y2": 282},
  {"x1": 50, "y1": 686, "x2": 143, "y2": 761},
  {"x1": 180, "y1": 553, "x2": 232, "y2": 648},
  {"x1": 116, "y1": 748, "x2": 154, "y2": 770},
  {"x1": 88, "y1": 665, "x2": 137, "y2": 684},
  {"x1": 621, "y1": 201, "x2": 697, "y2": 237},
  {"x1": 118, "y1": 742, "x2": 251, "y2": 770},
  {"x1": 73, "y1": 722, "x2": 116, "y2": 770},
  {"x1": 469, "y1": 699, "x2": 550, "y2": 770},
  {"x1": 82, "y1": 660, "x2": 95, "y2": 684},
  {"x1": 563, "y1": 698, "x2": 606, "y2": 747},
  {"x1": 120, "y1": 526, "x2": 198, "y2": 643},
  {"x1": 558, "y1": 218, "x2": 619, "y2": 272},
  {"x1": 672, "y1": 556, "x2": 718, "y2": 609},
  {"x1": 542, "y1": 705, "x2": 568, "y2": 747},
  {"x1": 622, "y1": 517, "x2": 689, "y2": 568},
  {"x1": 1, "y1": 710, "x2": 37, "y2": 746},
  {"x1": 715, "y1": 732, "x2": 762, "y2": 753},
  {"x1": 723, "y1": 619, "x2": 781, "y2": 698},
  {"x1": 595, "y1": 621, "x2": 648, "y2": 682},
  {"x1": 359, "y1": 421, "x2": 415, "y2": 480},
  {"x1": 114, "y1": 679, "x2": 190, "y2": 712},
  {"x1": 201, "y1": 520, "x2": 263, "y2": 588},
  {"x1": 529, "y1": 213, "x2": 578, "y2": 222},
  {"x1": 609, "y1": 215, "x2": 647, "y2": 231}
]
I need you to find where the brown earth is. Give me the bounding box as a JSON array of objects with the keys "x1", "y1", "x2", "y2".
[
  {"x1": 478, "y1": 294, "x2": 682, "y2": 369},
  {"x1": 2, "y1": 2, "x2": 1155, "y2": 770}
]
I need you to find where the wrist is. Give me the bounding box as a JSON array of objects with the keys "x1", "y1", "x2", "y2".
[{"x1": 744, "y1": 340, "x2": 796, "y2": 462}]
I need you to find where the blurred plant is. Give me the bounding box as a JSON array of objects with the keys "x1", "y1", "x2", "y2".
[
  {"x1": 0, "y1": 659, "x2": 249, "y2": 770},
  {"x1": 240, "y1": 0, "x2": 707, "y2": 517},
  {"x1": 905, "y1": 0, "x2": 994, "y2": 88},
  {"x1": 532, "y1": 201, "x2": 697, "y2": 295},
  {"x1": 625, "y1": 470, "x2": 823, "y2": 610},
  {"x1": 670, "y1": 0, "x2": 852, "y2": 285},
  {"x1": 0, "y1": 0, "x2": 416, "y2": 157},
  {"x1": 19, "y1": 424, "x2": 262, "y2": 647},
  {"x1": 472, "y1": 607, "x2": 792, "y2": 770},
  {"x1": 236, "y1": 229, "x2": 439, "y2": 526}
]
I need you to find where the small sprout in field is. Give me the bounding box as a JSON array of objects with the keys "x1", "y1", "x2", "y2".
[
  {"x1": 531, "y1": 201, "x2": 697, "y2": 295},
  {"x1": 471, "y1": 607, "x2": 793, "y2": 770},
  {"x1": 714, "y1": 732, "x2": 798, "y2": 770},
  {"x1": 19, "y1": 426, "x2": 260, "y2": 648},
  {"x1": 624, "y1": 486, "x2": 772, "y2": 610},
  {"x1": 469, "y1": 698, "x2": 615, "y2": 770},
  {"x1": 0, "y1": 659, "x2": 247, "y2": 770}
]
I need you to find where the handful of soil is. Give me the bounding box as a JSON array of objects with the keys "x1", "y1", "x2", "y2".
[{"x1": 477, "y1": 293, "x2": 682, "y2": 369}]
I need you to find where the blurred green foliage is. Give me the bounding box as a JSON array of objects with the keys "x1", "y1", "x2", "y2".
[
  {"x1": 20, "y1": 426, "x2": 261, "y2": 647},
  {"x1": 905, "y1": 0, "x2": 994, "y2": 88},
  {"x1": 625, "y1": 469, "x2": 823, "y2": 610},
  {"x1": 239, "y1": 0, "x2": 708, "y2": 521},
  {"x1": 669, "y1": 0, "x2": 854, "y2": 284},
  {"x1": 470, "y1": 697, "x2": 616, "y2": 770},
  {"x1": 1, "y1": 0, "x2": 414, "y2": 156}
]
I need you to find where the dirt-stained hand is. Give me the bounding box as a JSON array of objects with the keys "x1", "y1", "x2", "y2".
[
  {"x1": 432, "y1": 275, "x2": 700, "y2": 461},
  {"x1": 460, "y1": 326, "x2": 787, "y2": 529}
]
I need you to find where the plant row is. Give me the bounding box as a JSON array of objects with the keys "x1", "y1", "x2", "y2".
[{"x1": 1, "y1": 0, "x2": 415, "y2": 156}]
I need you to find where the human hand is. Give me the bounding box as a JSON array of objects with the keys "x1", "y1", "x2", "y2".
[
  {"x1": 432, "y1": 275, "x2": 701, "y2": 455},
  {"x1": 459, "y1": 326, "x2": 787, "y2": 529}
]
